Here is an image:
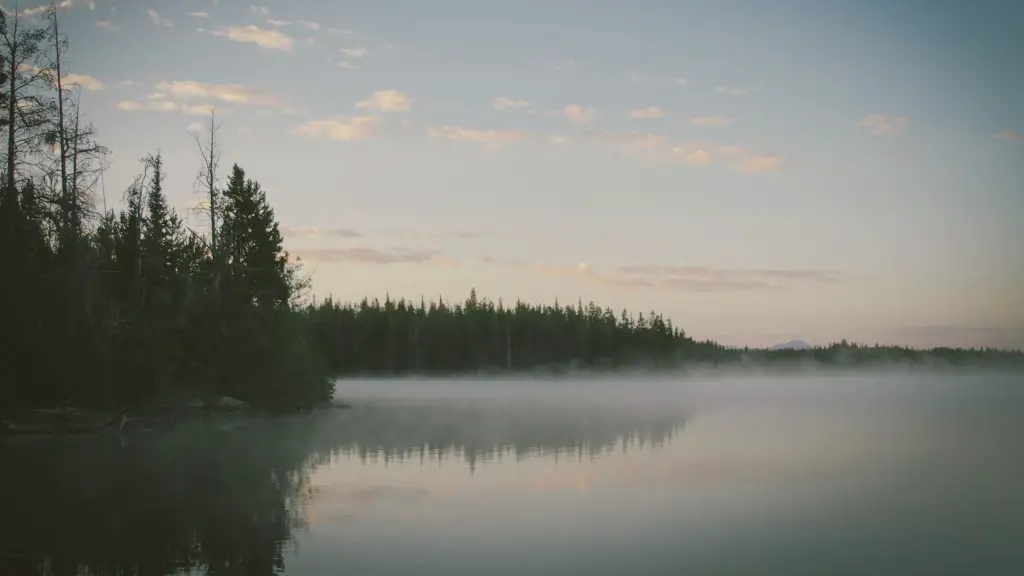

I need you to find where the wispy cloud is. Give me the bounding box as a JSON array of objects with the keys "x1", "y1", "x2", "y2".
[
  {"x1": 250, "y1": 5, "x2": 270, "y2": 17},
  {"x1": 147, "y1": 9, "x2": 173, "y2": 28},
  {"x1": 355, "y1": 90, "x2": 411, "y2": 112},
  {"x1": 212, "y1": 25, "x2": 294, "y2": 51},
  {"x1": 267, "y1": 19, "x2": 291, "y2": 26},
  {"x1": 294, "y1": 117, "x2": 379, "y2": 141},
  {"x1": 691, "y1": 116, "x2": 735, "y2": 127},
  {"x1": 995, "y1": 131, "x2": 1021, "y2": 141},
  {"x1": 155, "y1": 80, "x2": 287, "y2": 110},
  {"x1": 858, "y1": 114, "x2": 908, "y2": 135},
  {"x1": 715, "y1": 85, "x2": 755, "y2": 96},
  {"x1": 188, "y1": 11, "x2": 209, "y2": 19},
  {"x1": 426, "y1": 126, "x2": 530, "y2": 149},
  {"x1": 493, "y1": 97, "x2": 531, "y2": 111},
  {"x1": 628, "y1": 107, "x2": 664, "y2": 119},
  {"x1": 295, "y1": 247, "x2": 439, "y2": 265},
  {"x1": 341, "y1": 46, "x2": 369, "y2": 59},
  {"x1": 535, "y1": 262, "x2": 841, "y2": 293},
  {"x1": 739, "y1": 154, "x2": 783, "y2": 173},
  {"x1": 560, "y1": 104, "x2": 597, "y2": 125},
  {"x1": 116, "y1": 100, "x2": 216, "y2": 116},
  {"x1": 95, "y1": 20, "x2": 120, "y2": 31},
  {"x1": 281, "y1": 226, "x2": 362, "y2": 239},
  {"x1": 62, "y1": 73, "x2": 104, "y2": 91},
  {"x1": 298, "y1": 20, "x2": 320, "y2": 30}
]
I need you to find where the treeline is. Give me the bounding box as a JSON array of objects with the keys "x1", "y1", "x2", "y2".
[
  {"x1": 304, "y1": 292, "x2": 716, "y2": 374},
  {"x1": 302, "y1": 297, "x2": 1024, "y2": 375},
  {"x1": 0, "y1": 6, "x2": 330, "y2": 415}
]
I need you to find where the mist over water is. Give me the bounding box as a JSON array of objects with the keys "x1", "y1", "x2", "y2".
[{"x1": 2, "y1": 371, "x2": 1023, "y2": 575}]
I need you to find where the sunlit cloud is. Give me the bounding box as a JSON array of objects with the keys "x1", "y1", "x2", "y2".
[
  {"x1": 62, "y1": 73, "x2": 104, "y2": 91},
  {"x1": 995, "y1": 131, "x2": 1021, "y2": 141},
  {"x1": 280, "y1": 226, "x2": 363, "y2": 239},
  {"x1": 294, "y1": 247, "x2": 440, "y2": 265},
  {"x1": 715, "y1": 85, "x2": 755, "y2": 96},
  {"x1": 533, "y1": 262, "x2": 842, "y2": 293},
  {"x1": 116, "y1": 100, "x2": 217, "y2": 116},
  {"x1": 212, "y1": 25, "x2": 294, "y2": 51},
  {"x1": 691, "y1": 116, "x2": 735, "y2": 127},
  {"x1": 147, "y1": 9, "x2": 173, "y2": 28},
  {"x1": 560, "y1": 104, "x2": 597, "y2": 125},
  {"x1": 341, "y1": 46, "x2": 369, "y2": 59},
  {"x1": 355, "y1": 90, "x2": 412, "y2": 112},
  {"x1": 628, "y1": 107, "x2": 665, "y2": 119},
  {"x1": 188, "y1": 11, "x2": 209, "y2": 18},
  {"x1": 493, "y1": 97, "x2": 531, "y2": 111},
  {"x1": 155, "y1": 80, "x2": 287, "y2": 110},
  {"x1": 858, "y1": 114, "x2": 908, "y2": 135},
  {"x1": 426, "y1": 125, "x2": 530, "y2": 149},
  {"x1": 294, "y1": 117, "x2": 379, "y2": 141}
]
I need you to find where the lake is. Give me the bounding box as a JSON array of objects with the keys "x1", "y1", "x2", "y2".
[{"x1": 2, "y1": 371, "x2": 1023, "y2": 575}]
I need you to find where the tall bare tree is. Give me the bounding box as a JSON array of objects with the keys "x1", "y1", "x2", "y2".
[
  {"x1": 192, "y1": 110, "x2": 222, "y2": 292},
  {"x1": 1, "y1": 4, "x2": 56, "y2": 194}
]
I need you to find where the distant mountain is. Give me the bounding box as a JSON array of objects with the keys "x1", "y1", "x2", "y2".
[{"x1": 769, "y1": 340, "x2": 812, "y2": 350}]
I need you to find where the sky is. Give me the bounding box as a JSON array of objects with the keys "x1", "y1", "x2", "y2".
[{"x1": 11, "y1": 0, "x2": 1024, "y2": 348}]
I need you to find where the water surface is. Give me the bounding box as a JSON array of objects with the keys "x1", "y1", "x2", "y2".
[{"x1": 2, "y1": 372, "x2": 1022, "y2": 575}]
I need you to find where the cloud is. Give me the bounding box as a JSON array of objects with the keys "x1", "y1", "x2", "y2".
[
  {"x1": 187, "y1": 121, "x2": 204, "y2": 133},
  {"x1": 739, "y1": 154, "x2": 782, "y2": 173},
  {"x1": 561, "y1": 104, "x2": 597, "y2": 125},
  {"x1": 493, "y1": 97, "x2": 531, "y2": 111},
  {"x1": 147, "y1": 9, "x2": 173, "y2": 28},
  {"x1": 63, "y1": 73, "x2": 104, "y2": 91},
  {"x1": 155, "y1": 80, "x2": 286, "y2": 109},
  {"x1": 995, "y1": 131, "x2": 1021, "y2": 141},
  {"x1": 675, "y1": 77, "x2": 687, "y2": 86},
  {"x1": 628, "y1": 107, "x2": 664, "y2": 119},
  {"x1": 188, "y1": 11, "x2": 209, "y2": 18},
  {"x1": 298, "y1": 20, "x2": 320, "y2": 30},
  {"x1": 670, "y1": 146, "x2": 711, "y2": 166},
  {"x1": 294, "y1": 117, "x2": 379, "y2": 141},
  {"x1": 341, "y1": 46, "x2": 369, "y2": 59},
  {"x1": 858, "y1": 114, "x2": 908, "y2": 135},
  {"x1": 251, "y1": 5, "x2": 270, "y2": 17},
  {"x1": 715, "y1": 85, "x2": 755, "y2": 96},
  {"x1": 548, "y1": 135, "x2": 569, "y2": 145},
  {"x1": 338, "y1": 61, "x2": 360, "y2": 70},
  {"x1": 117, "y1": 99, "x2": 216, "y2": 116},
  {"x1": 281, "y1": 226, "x2": 362, "y2": 239},
  {"x1": 95, "y1": 20, "x2": 120, "y2": 31},
  {"x1": 212, "y1": 25, "x2": 294, "y2": 51},
  {"x1": 295, "y1": 247, "x2": 439, "y2": 265},
  {"x1": 691, "y1": 116, "x2": 735, "y2": 127},
  {"x1": 267, "y1": 19, "x2": 291, "y2": 26},
  {"x1": 716, "y1": 145, "x2": 783, "y2": 173},
  {"x1": 355, "y1": 90, "x2": 411, "y2": 112},
  {"x1": 426, "y1": 125, "x2": 530, "y2": 149},
  {"x1": 607, "y1": 265, "x2": 841, "y2": 293}
]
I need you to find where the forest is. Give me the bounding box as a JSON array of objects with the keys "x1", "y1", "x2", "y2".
[{"x1": 0, "y1": 5, "x2": 1020, "y2": 418}]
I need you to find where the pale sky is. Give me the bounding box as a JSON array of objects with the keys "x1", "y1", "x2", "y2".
[{"x1": 22, "y1": 0, "x2": 1024, "y2": 349}]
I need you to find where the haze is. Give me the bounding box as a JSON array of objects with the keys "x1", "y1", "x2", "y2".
[{"x1": 35, "y1": 0, "x2": 1024, "y2": 348}]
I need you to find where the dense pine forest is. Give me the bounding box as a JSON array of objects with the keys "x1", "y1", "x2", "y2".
[{"x1": 0, "y1": 7, "x2": 1020, "y2": 419}]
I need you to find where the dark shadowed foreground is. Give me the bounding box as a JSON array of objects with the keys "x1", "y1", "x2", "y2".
[{"x1": 2, "y1": 372, "x2": 1023, "y2": 576}]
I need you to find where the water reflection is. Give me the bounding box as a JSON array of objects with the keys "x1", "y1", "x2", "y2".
[{"x1": 0, "y1": 396, "x2": 686, "y2": 576}]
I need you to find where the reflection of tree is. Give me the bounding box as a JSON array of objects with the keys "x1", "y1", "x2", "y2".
[
  {"x1": 315, "y1": 401, "x2": 685, "y2": 474},
  {"x1": 0, "y1": 402, "x2": 685, "y2": 575}
]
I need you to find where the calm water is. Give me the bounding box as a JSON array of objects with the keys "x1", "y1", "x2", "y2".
[{"x1": 2, "y1": 372, "x2": 1023, "y2": 575}]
